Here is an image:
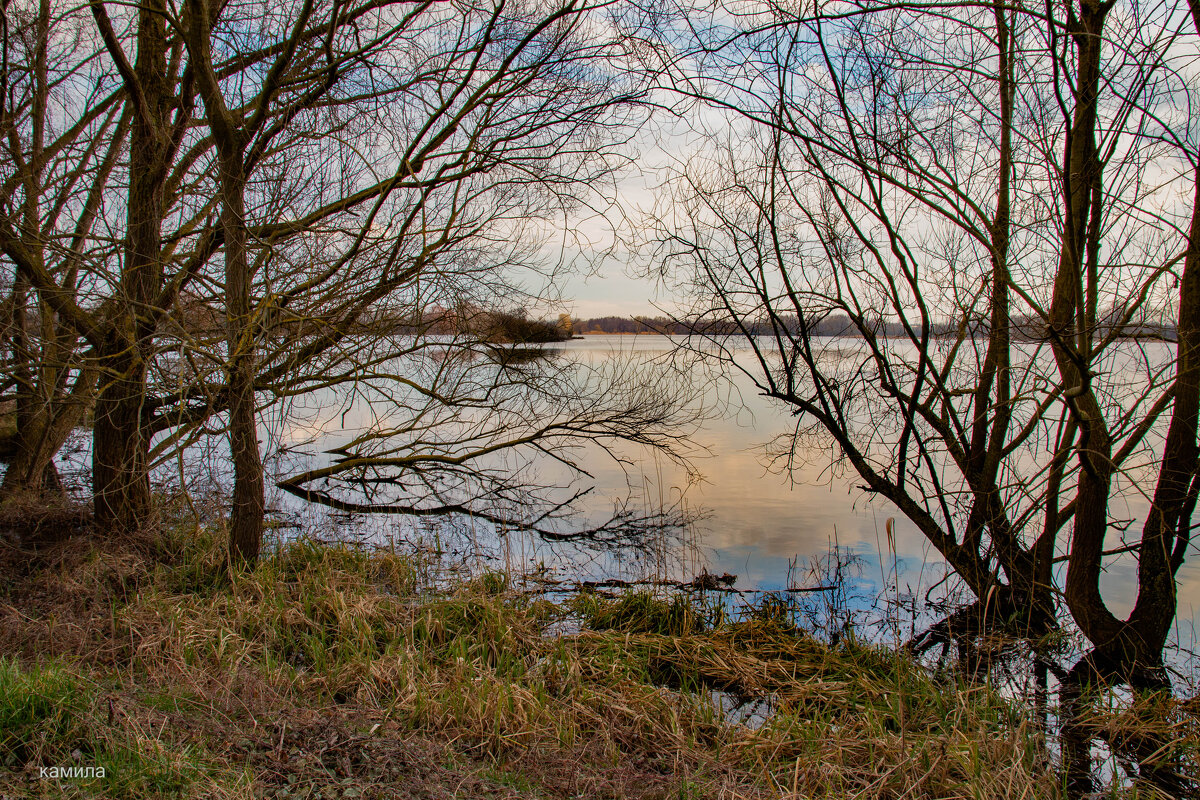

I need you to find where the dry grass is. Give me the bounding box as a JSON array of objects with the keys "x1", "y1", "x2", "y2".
[{"x1": 0, "y1": 525, "x2": 1075, "y2": 799}]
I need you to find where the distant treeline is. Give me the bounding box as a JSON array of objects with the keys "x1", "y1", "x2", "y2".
[
  {"x1": 185, "y1": 303, "x2": 1177, "y2": 343},
  {"x1": 574, "y1": 314, "x2": 1178, "y2": 341},
  {"x1": 575, "y1": 314, "x2": 928, "y2": 337}
]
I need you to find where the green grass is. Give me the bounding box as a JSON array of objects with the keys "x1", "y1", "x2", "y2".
[
  {"x1": 0, "y1": 658, "x2": 87, "y2": 767},
  {"x1": 0, "y1": 658, "x2": 242, "y2": 798}
]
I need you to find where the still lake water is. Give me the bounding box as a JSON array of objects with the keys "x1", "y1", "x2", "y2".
[{"x1": 263, "y1": 333, "x2": 1199, "y2": 647}]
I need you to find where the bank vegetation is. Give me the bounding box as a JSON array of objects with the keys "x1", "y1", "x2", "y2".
[{"x1": 2, "y1": 527, "x2": 1142, "y2": 799}]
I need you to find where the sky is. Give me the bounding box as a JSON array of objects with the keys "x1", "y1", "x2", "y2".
[
  {"x1": 560, "y1": 268, "x2": 667, "y2": 319},
  {"x1": 542, "y1": 114, "x2": 713, "y2": 320}
]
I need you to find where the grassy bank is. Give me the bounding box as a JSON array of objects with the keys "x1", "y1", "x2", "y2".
[{"x1": 0, "y1": 528, "x2": 1074, "y2": 798}]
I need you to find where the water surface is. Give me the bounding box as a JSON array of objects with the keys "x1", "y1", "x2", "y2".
[{"x1": 244, "y1": 332, "x2": 1199, "y2": 648}]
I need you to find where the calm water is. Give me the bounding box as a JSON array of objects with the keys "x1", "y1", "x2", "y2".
[
  {"x1": 538, "y1": 335, "x2": 910, "y2": 586},
  {"x1": 246, "y1": 333, "x2": 1197, "y2": 643},
  {"x1": 28, "y1": 332, "x2": 1193, "y2": 654},
  {"x1": 538, "y1": 335, "x2": 1199, "y2": 641}
]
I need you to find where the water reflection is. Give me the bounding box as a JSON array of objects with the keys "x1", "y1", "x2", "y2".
[
  {"x1": 533, "y1": 335, "x2": 1200, "y2": 642},
  {"x1": 252, "y1": 333, "x2": 1198, "y2": 645}
]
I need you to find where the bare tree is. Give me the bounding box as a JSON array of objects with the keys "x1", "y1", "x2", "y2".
[
  {"x1": 1, "y1": 0, "x2": 692, "y2": 569},
  {"x1": 162, "y1": 0, "x2": 677, "y2": 563},
  {"x1": 0, "y1": 0, "x2": 122, "y2": 499},
  {"x1": 648, "y1": 0, "x2": 1198, "y2": 791}
]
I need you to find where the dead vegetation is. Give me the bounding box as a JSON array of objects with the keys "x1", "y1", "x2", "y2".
[{"x1": 0, "y1": 527, "x2": 1181, "y2": 798}]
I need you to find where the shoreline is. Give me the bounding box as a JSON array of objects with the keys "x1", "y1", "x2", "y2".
[{"x1": 0, "y1": 527, "x2": 1070, "y2": 799}]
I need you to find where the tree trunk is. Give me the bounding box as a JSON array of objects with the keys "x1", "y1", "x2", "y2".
[
  {"x1": 92, "y1": 0, "x2": 171, "y2": 537},
  {"x1": 93, "y1": 344, "x2": 152, "y2": 532},
  {"x1": 182, "y1": 0, "x2": 272, "y2": 566},
  {"x1": 220, "y1": 153, "x2": 264, "y2": 566},
  {"x1": 1126, "y1": 0, "x2": 1200, "y2": 662},
  {"x1": 3, "y1": 411, "x2": 76, "y2": 498},
  {"x1": 1050, "y1": 0, "x2": 1124, "y2": 652}
]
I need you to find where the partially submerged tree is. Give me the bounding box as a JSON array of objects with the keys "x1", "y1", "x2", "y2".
[{"x1": 648, "y1": 0, "x2": 1199, "y2": 790}]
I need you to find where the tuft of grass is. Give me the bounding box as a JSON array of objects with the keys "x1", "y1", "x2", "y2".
[
  {"x1": 0, "y1": 657, "x2": 85, "y2": 766},
  {"x1": 573, "y1": 590, "x2": 707, "y2": 637}
]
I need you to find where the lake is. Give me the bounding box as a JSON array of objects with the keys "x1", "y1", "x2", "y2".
[{"x1": 256, "y1": 333, "x2": 1199, "y2": 650}]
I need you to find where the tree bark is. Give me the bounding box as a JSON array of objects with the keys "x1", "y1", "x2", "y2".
[
  {"x1": 1050, "y1": 0, "x2": 1125, "y2": 652},
  {"x1": 92, "y1": 0, "x2": 172, "y2": 536},
  {"x1": 219, "y1": 152, "x2": 264, "y2": 566},
  {"x1": 183, "y1": 0, "x2": 271, "y2": 566}
]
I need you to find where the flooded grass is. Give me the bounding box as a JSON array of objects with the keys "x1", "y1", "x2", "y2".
[{"x1": 0, "y1": 526, "x2": 1179, "y2": 798}]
